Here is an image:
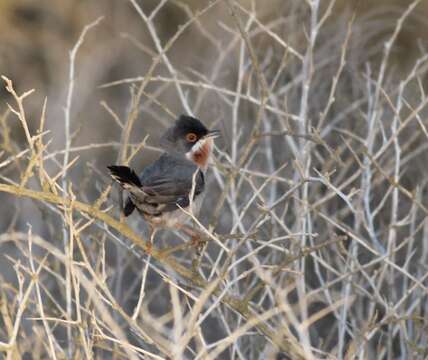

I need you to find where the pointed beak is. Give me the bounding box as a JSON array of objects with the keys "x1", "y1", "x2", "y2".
[{"x1": 205, "y1": 129, "x2": 221, "y2": 139}]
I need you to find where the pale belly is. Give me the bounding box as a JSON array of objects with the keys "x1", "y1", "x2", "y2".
[{"x1": 142, "y1": 195, "x2": 203, "y2": 228}]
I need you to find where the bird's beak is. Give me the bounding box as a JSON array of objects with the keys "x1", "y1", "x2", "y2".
[{"x1": 205, "y1": 129, "x2": 221, "y2": 139}]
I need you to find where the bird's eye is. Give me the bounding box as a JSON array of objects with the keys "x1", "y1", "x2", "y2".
[{"x1": 186, "y1": 133, "x2": 197, "y2": 142}]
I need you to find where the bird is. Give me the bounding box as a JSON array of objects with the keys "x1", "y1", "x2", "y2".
[{"x1": 107, "y1": 115, "x2": 220, "y2": 249}]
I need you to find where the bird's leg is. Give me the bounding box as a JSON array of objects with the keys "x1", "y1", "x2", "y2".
[
  {"x1": 174, "y1": 223, "x2": 204, "y2": 249},
  {"x1": 146, "y1": 224, "x2": 157, "y2": 255},
  {"x1": 191, "y1": 244, "x2": 206, "y2": 274},
  {"x1": 175, "y1": 223, "x2": 206, "y2": 272},
  {"x1": 183, "y1": 223, "x2": 207, "y2": 273}
]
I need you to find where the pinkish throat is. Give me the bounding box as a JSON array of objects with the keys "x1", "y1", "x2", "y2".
[{"x1": 188, "y1": 138, "x2": 213, "y2": 170}]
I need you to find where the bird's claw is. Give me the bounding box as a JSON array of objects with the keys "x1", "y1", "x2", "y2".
[{"x1": 146, "y1": 242, "x2": 153, "y2": 256}]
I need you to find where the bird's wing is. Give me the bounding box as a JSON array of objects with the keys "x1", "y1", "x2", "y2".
[
  {"x1": 109, "y1": 155, "x2": 205, "y2": 216},
  {"x1": 140, "y1": 156, "x2": 205, "y2": 208}
]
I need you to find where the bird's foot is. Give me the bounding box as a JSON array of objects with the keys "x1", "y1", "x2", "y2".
[
  {"x1": 190, "y1": 235, "x2": 207, "y2": 274},
  {"x1": 146, "y1": 242, "x2": 153, "y2": 256},
  {"x1": 190, "y1": 234, "x2": 199, "y2": 247},
  {"x1": 190, "y1": 235, "x2": 206, "y2": 254}
]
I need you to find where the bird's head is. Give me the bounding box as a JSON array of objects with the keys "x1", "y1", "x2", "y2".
[{"x1": 160, "y1": 115, "x2": 220, "y2": 170}]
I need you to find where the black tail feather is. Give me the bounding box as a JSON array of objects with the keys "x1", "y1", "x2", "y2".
[
  {"x1": 108, "y1": 165, "x2": 140, "y2": 217},
  {"x1": 123, "y1": 197, "x2": 136, "y2": 216},
  {"x1": 107, "y1": 165, "x2": 142, "y2": 188}
]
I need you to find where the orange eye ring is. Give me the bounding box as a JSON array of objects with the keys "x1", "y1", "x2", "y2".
[{"x1": 186, "y1": 133, "x2": 197, "y2": 142}]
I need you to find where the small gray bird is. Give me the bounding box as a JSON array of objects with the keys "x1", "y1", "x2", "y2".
[{"x1": 108, "y1": 115, "x2": 219, "y2": 243}]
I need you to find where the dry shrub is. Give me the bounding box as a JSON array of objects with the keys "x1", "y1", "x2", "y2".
[{"x1": 0, "y1": 1, "x2": 428, "y2": 359}]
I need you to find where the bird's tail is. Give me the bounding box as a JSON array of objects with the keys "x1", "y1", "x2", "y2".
[
  {"x1": 107, "y1": 165, "x2": 141, "y2": 216},
  {"x1": 108, "y1": 165, "x2": 142, "y2": 188},
  {"x1": 123, "y1": 197, "x2": 136, "y2": 217}
]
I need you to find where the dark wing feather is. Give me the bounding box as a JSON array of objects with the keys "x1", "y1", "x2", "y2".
[
  {"x1": 108, "y1": 154, "x2": 205, "y2": 217},
  {"x1": 138, "y1": 154, "x2": 205, "y2": 212}
]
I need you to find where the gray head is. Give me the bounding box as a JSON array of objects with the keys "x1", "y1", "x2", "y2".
[{"x1": 160, "y1": 115, "x2": 219, "y2": 169}]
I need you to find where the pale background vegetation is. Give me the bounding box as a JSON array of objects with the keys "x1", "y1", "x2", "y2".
[{"x1": 1, "y1": 0, "x2": 428, "y2": 359}]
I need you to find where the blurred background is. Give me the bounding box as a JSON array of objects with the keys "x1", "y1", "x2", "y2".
[
  {"x1": 1, "y1": 0, "x2": 428, "y2": 234},
  {"x1": 2, "y1": 0, "x2": 428, "y2": 152},
  {"x1": 1, "y1": 0, "x2": 428, "y2": 359}
]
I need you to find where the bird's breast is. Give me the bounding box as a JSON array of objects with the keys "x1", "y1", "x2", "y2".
[{"x1": 189, "y1": 138, "x2": 213, "y2": 171}]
